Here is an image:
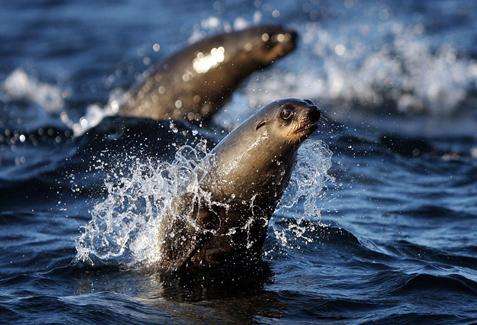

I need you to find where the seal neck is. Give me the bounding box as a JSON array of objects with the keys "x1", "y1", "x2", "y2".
[{"x1": 202, "y1": 122, "x2": 297, "y2": 204}]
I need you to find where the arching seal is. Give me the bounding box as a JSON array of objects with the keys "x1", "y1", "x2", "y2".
[
  {"x1": 157, "y1": 98, "x2": 321, "y2": 272},
  {"x1": 120, "y1": 25, "x2": 298, "y2": 122}
]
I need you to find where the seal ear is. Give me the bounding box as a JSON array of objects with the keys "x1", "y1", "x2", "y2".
[{"x1": 256, "y1": 120, "x2": 266, "y2": 130}]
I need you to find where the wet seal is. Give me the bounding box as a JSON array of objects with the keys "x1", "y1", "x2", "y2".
[
  {"x1": 156, "y1": 98, "x2": 321, "y2": 272},
  {"x1": 120, "y1": 25, "x2": 298, "y2": 122}
]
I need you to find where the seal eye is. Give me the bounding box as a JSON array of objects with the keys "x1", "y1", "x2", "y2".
[{"x1": 280, "y1": 106, "x2": 294, "y2": 121}]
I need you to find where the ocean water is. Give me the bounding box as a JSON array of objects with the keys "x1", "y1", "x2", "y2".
[{"x1": 1, "y1": 0, "x2": 477, "y2": 323}]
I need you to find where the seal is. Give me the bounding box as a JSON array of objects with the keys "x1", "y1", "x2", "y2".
[
  {"x1": 156, "y1": 98, "x2": 321, "y2": 272},
  {"x1": 119, "y1": 25, "x2": 298, "y2": 122}
]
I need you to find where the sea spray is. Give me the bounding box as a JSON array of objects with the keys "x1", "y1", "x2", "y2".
[
  {"x1": 60, "y1": 89, "x2": 127, "y2": 136},
  {"x1": 75, "y1": 138, "x2": 334, "y2": 268},
  {"x1": 271, "y1": 139, "x2": 334, "y2": 247},
  {"x1": 2, "y1": 69, "x2": 66, "y2": 113},
  {"x1": 243, "y1": 22, "x2": 477, "y2": 115},
  {"x1": 75, "y1": 141, "x2": 213, "y2": 267}
]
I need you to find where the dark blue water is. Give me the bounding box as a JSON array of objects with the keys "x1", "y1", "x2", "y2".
[{"x1": 1, "y1": 0, "x2": 477, "y2": 323}]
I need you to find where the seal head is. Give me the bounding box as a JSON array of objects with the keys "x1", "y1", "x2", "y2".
[
  {"x1": 157, "y1": 98, "x2": 320, "y2": 272},
  {"x1": 120, "y1": 25, "x2": 298, "y2": 122},
  {"x1": 204, "y1": 98, "x2": 320, "y2": 202}
]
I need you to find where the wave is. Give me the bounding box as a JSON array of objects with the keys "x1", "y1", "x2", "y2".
[
  {"x1": 390, "y1": 240, "x2": 477, "y2": 270},
  {"x1": 388, "y1": 205, "x2": 476, "y2": 220},
  {"x1": 363, "y1": 313, "x2": 468, "y2": 324},
  {"x1": 267, "y1": 217, "x2": 393, "y2": 264},
  {"x1": 391, "y1": 273, "x2": 477, "y2": 296}
]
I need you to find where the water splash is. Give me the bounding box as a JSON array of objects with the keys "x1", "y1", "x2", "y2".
[
  {"x1": 272, "y1": 139, "x2": 334, "y2": 247},
  {"x1": 1, "y1": 69, "x2": 126, "y2": 136},
  {"x1": 281, "y1": 140, "x2": 334, "y2": 216},
  {"x1": 2, "y1": 69, "x2": 66, "y2": 113},
  {"x1": 75, "y1": 138, "x2": 333, "y2": 268},
  {"x1": 75, "y1": 142, "x2": 212, "y2": 267},
  {"x1": 243, "y1": 22, "x2": 477, "y2": 115},
  {"x1": 60, "y1": 89, "x2": 126, "y2": 136}
]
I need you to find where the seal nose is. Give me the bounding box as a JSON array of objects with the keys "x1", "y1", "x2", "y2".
[
  {"x1": 309, "y1": 107, "x2": 320, "y2": 122},
  {"x1": 304, "y1": 99, "x2": 315, "y2": 107},
  {"x1": 303, "y1": 99, "x2": 320, "y2": 122},
  {"x1": 288, "y1": 30, "x2": 298, "y2": 44}
]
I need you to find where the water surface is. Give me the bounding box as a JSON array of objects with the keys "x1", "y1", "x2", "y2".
[{"x1": 1, "y1": 0, "x2": 477, "y2": 323}]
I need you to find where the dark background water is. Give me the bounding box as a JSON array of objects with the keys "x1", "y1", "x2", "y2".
[{"x1": 1, "y1": 0, "x2": 477, "y2": 323}]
